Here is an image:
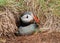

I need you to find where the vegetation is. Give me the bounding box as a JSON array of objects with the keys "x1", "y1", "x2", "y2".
[
  {"x1": 0, "y1": 0, "x2": 60, "y2": 34},
  {"x1": 0, "y1": 0, "x2": 60, "y2": 16},
  {"x1": 0, "y1": 0, "x2": 60, "y2": 43}
]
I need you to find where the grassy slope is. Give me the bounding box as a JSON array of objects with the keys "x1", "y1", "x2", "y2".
[
  {"x1": 0, "y1": 0, "x2": 60, "y2": 43},
  {"x1": 0, "y1": 0, "x2": 60, "y2": 16},
  {"x1": 0, "y1": 0, "x2": 60, "y2": 32}
]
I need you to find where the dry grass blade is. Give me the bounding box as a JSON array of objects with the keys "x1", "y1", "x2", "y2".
[{"x1": 0, "y1": 38, "x2": 6, "y2": 43}]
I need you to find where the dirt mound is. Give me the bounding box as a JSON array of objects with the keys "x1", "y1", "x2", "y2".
[
  {"x1": 0, "y1": 7, "x2": 18, "y2": 36},
  {"x1": 5, "y1": 32, "x2": 60, "y2": 43}
]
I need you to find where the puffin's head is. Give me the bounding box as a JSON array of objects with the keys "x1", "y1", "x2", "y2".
[{"x1": 21, "y1": 12, "x2": 40, "y2": 24}]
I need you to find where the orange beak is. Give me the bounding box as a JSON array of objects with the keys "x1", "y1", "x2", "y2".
[{"x1": 33, "y1": 14, "x2": 40, "y2": 24}]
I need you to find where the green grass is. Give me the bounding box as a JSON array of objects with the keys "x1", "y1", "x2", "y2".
[
  {"x1": 0, "y1": 0, "x2": 60, "y2": 16},
  {"x1": 0, "y1": 0, "x2": 7, "y2": 6}
]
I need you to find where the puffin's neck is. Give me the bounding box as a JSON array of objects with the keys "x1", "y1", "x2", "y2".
[{"x1": 20, "y1": 19, "x2": 33, "y2": 27}]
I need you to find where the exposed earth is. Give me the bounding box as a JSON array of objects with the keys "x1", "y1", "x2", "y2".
[{"x1": 1, "y1": 32, "x2": 60, "y2": 43}]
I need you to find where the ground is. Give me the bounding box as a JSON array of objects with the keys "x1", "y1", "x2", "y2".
[{"x1": 3, "y1": 32, "x2": 60, "y2": 43}]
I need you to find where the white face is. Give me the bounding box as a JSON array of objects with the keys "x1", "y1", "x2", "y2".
[{"x1": 21, "y1": 13, "x2": 34, "y2": 23}]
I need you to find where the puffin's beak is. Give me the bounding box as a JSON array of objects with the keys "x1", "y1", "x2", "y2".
[{"x1": 33, "y1": 14, "x2": 40, "y2": 24}]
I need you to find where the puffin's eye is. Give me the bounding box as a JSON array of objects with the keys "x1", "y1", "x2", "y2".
[{"x1": 26, "y1": 15, "x2": 28, "y2": 18}]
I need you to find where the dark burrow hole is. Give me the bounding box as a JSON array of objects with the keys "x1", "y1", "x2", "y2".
[
  {"x1": 14, "y1": 12, "x2": 44, "y2": 36},
  {"x1": 15, "y1": 17, "x2": 39, "y2": 36},
  {"x1": 16, "y1": 20, "x2": 21, "y2": 28}
]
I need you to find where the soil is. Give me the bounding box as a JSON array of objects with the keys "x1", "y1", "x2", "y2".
[{"x1": 3, "y1": 32, "x2": 60, "y2": 43}]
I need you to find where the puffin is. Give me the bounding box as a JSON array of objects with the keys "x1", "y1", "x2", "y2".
[{"x1": 15, "y1": 12, "x2": 40, "y2": 35}]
